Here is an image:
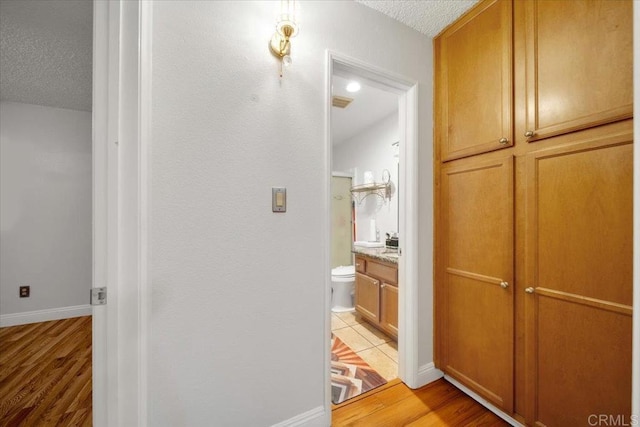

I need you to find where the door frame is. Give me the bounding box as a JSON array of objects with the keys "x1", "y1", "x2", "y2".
[
  {"x1": 91, "y1": 1, "x2": 117, "y2": 424},
  {"x1": 92, "y1": 0, "x2": 150, "y2": 425},
  {"x1": 324, "y1": 51, "x2": 421, "y2": 414}
]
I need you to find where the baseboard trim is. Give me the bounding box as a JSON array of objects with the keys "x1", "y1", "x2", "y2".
[
  {"x1": 0, "y1": 304, "x2": 92, "y2": 327},
  {"x1": 413, "y1": 362, "x2": 444, "y2": 388},
  {"x1": 271, "y1": 406, "x2": 327, "y2": 427},
  {"x1": 444, "y1": 374, "x2": 523, "y2": 426}
]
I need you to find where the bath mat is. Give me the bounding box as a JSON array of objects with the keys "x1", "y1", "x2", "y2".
[{"x1": 331, "y1": 336, "x2": 387, "y2": 405}]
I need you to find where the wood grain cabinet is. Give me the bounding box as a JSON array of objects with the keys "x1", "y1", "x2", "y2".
[
  {"x1": 435, "y1": 0, "x2": 633, "y2": 424},
  {"x1": 518, "y1": 0, "x2": 633, "y2": 143},
  {"x1": 439, "y1": 154, "x2": 515, "y2": 412},
  {"x1": 523, "y1": 135, "x2": 633, "y2": 425},
  {"x1": 437, "y1": 0, "x2": 513, "y2": 161},
  {"x1": 354, "y1": 255, "x2": 398, "y2": 339},
  {"x1": 355, "y1": 272, "x2": 380, "y2": 323},
  {"x1": 380, "y1": 282, "x2": 398, "y2": 337}
]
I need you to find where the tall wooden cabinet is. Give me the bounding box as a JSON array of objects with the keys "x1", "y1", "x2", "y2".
[
  {"x1": 521, "y1": 0, "x2": 633, "y2": 142},
  {"x1": 434, "y1": 0, "x2": 633, "y2": 425},
  {"x1": 438, "y1": 0, "x2": 513, "y2": 161},
  {"x1": 440, "y1": 155, "x2": 515, "y2": 412},
  {"x1": 524, "y1": 136, "x2": 633, "y2": 425}
]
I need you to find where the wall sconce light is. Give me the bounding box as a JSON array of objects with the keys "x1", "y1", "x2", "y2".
[{"x1": 269, "y1": 0, "x2": 299, "y2": 77}]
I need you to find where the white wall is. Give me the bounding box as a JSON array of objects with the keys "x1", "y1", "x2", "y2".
[
  {"x1": 149, "y1": 1, "x2": 433, "y2": 425},
  {"x1": 334, "y1": 111, "x2": 399, "y2": 243},
  {"x1": 0, "y1": 101, "x2": 92, "y2": 316}
]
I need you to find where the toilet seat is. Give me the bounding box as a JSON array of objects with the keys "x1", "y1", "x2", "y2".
[{"x1": 331, "y1": 265, "x2": 355, "y2": 279}]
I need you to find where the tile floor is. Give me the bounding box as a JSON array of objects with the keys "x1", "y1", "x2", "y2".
[{"x1": 331, "y1": 311, "x2": 398, "y2": 381}]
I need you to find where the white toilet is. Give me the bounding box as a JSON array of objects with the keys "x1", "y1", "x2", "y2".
[{"x1": 331, "y1": 265, "x2": 356, "y2": 313}]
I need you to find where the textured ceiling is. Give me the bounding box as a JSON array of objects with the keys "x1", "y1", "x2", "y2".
[
  {"x1": 355, "y1": 0, "x2": 479, "y2": 37},
  {"x1": 0, "y1": 0, "x2": 475, "y2": 113},
  {"x1": 332, "y1": 75, "x2": 398, "y2": 145},
  {"x1": 0, "y1": 0, "x2": 93, "y2": 112}
]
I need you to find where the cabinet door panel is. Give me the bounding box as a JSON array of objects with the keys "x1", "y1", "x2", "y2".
[
  {"x1": 524, "y1": 136, "x2": 633, "y2": 425},
  {"x1": 523, "y1": 0, "x2": 633, "y2": 142},
  {"x1": 441, "y1": 155, "x2": 514, "y2": 412},
  {"x1": 533, "y1": 297, "x2": 632, "y2": 426},
  {"x1": 380, "y1": 284, "x2": 398, "y2": 337},
  {"x1": 355, "y1": 273, "x2": 379, "y2": 322},
  {"x1": 439, "y1": 0, "x2": 513, "y2": 161}
]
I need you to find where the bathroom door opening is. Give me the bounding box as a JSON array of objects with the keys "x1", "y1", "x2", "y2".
[
  {"x1": 326, "y1": 52, "x2": 420, "y2": 412},
  {"x1": 330, "y1": 73, "x2": 401, "y2": 386}
]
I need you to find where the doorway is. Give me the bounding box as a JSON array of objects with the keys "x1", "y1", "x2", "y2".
[
  {"x1": 0, "y1": 0, "x2": 94, "y2": 423},
  {"x1": 325, "y1": 52, "x2": 420, "y2": 413},
  {"x1": 330, "y1": 72, "x2": 401, "y2": 390}
]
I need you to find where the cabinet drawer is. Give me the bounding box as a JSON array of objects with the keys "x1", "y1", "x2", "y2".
[
  {"x1": 355, "y1": 256, "x2": 366, "y2": 273},
  {"x1": 366, "y1": 260, "x2": 397, "y2": 285}
]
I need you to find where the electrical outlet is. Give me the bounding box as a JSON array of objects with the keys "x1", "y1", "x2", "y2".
[{"x1": 19, "y1": 286, "x2": 30, "y2": 298}]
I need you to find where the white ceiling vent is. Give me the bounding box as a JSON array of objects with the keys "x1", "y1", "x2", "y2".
[{"x1": 332, "y1": 95, "x2": 353, "y2": 109}]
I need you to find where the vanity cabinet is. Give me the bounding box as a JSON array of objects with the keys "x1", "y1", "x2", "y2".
[
  {"x1": 434, "y1": 0, "x2": 633, "y2": 424},
  {"x1": 354, "y1": 255, "x2": 398, "y2": 339}
]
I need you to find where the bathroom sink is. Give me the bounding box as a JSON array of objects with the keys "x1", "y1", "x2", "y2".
[{"x1": 353, "y1": 241, "x2": 385, "y2": 248}]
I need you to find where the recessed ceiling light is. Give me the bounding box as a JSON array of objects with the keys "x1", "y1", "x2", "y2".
[{"x1": 346, "y1": 81, "x2": 361, "y2": 93}]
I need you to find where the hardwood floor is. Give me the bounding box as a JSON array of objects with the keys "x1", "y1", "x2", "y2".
[
  {"x1": 0, "y1": 316, "x2": 505, "y2": 426},
  {"x1": 332, "y1": 378, "x2": 509, "y2": 426},
  {"x1": 0, "y1": 316, "x2": 92, "y2": 426}
]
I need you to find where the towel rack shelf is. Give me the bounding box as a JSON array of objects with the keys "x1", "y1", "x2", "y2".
[{"x1": 350, "y1": 182, "x2": 390, "y2": 204}]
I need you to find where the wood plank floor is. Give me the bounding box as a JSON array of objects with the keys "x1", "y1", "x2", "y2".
[
  {"x1": 332, "y1": 378, "x2": 510, "y2": 426},
  {"x1": 0, "y1": 316, "x2": 92, "y2": 426},
  {"x1": 1, "y1": 316, "x2": 506, "y2": 426}
]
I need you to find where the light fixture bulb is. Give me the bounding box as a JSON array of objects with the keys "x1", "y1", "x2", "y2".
[
  {"x1": 269, "y1": 0, "x2": 299, "y2": 77},
  {"x1": 275, "y1": 0, "x2": 299, "y2": 37},
  {"x1": 276, "y1": 20, "x2": 298, "y2": 38},
  {"x1": 346, "y1": 81, "x2": 361, "y2": 93}
]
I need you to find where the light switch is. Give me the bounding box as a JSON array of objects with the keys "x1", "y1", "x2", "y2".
[{"x1": 272, "y1": 187, "x2": 286, "y2": 212}]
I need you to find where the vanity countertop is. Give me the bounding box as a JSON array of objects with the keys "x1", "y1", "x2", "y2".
[{"x1": 352, "y1": 246, "x2": 398, "y2": 264}]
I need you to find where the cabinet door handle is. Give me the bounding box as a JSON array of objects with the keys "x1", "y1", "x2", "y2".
[
  {"x1": 499, "y1": 137, "x2": 509, "y2": 145},
  {"x1": 524, "y1": 130, "x2": 534, "y2": 138},
  {"x1": 525, "y1": 287, "x2": 535, "y2": 294},
  {"x1": 500, "y1": 281, "x2": 509, "y2": 289},
  {"x1": 381, "y1": 284, "x2": 386, "y2": 289}
]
